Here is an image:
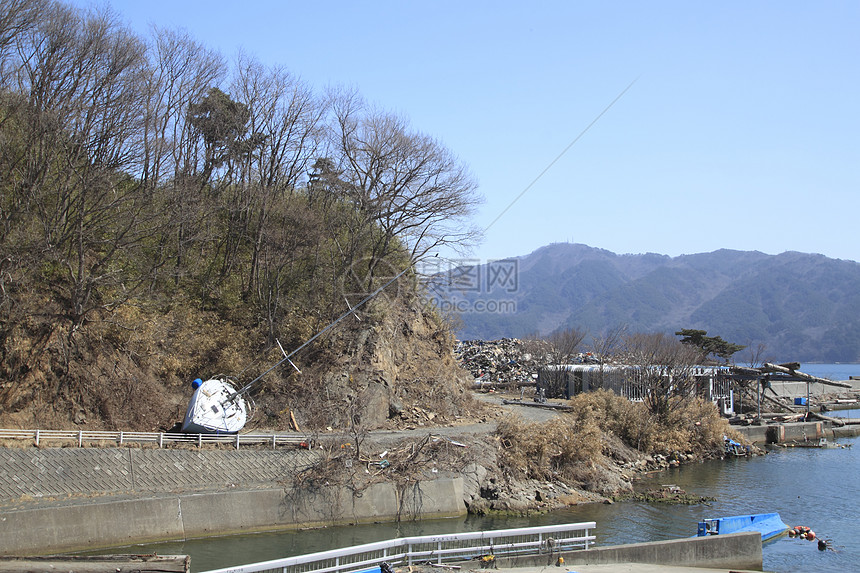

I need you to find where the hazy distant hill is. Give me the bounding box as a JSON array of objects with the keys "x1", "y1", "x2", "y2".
[{"x1": 447, "y1": 243, "x2": 860, "y2": 362}]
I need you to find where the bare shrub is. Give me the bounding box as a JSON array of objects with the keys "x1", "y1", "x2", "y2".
[
  {"x1": 496, "y1": 413, "x2": 602, "y2": 483},
  {"x1": 567, "y1": 389, "x2": 743, "y2": 458}
]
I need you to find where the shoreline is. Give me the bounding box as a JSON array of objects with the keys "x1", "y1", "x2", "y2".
[
  {"x1": 0, "y1": 421, "x2": 848, "y2": 557},
  {"x1": 1, "y1": 398, "x2": 857, "y2": 556}
]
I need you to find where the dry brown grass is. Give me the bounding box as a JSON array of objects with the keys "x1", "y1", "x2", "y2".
[
  {"x1": 495, "y1": 390, "x2": 745, "y2": 488},
  {"x1": 568, "y1": 389, "x2": 742, "y2": 457},
  {"x1": 496, "y1": 410, "x2": 603, "y2": 482}
]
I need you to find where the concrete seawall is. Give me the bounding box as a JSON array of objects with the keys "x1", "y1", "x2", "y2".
[
  {"x1": 0, "y1": 446, "x2": 466, "y2": 556},
  {"x1": 0, "y1": 479, "x2": 466, "y2": 556},
  {"x1": 494, "y1": 531, "x2": 763, "y2": 571}
]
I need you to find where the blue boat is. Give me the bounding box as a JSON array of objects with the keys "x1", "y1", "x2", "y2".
[{"x1": 697, "y1": 512, "x2": 789, "y2": 542}]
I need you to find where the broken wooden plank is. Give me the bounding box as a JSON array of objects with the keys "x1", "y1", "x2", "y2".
[
  {"x1": 762, "y1": 363, "x2": 853, "y2": 388},
  {"x1": 0, "y1": 555, "x2": 189, "y2": 573},
  {"x1": 807, "y1": 410, "x2": 846, "y2": 427},
  {"x1": 761, "y1": 391, "x2": 798, "y2": 413}
]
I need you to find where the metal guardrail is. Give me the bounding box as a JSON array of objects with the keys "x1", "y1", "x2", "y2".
[
  {"x1": 201, "y1": 522, "x2": 597, "y2": 573},
  {"x1": 0, "y1": 428, "x2": 310, "y2": 449}
]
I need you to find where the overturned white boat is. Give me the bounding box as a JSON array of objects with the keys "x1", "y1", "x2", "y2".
[
  {"x1": 180, "y1": 266, "x2": 411, "y2": 434},
  {"x1": 181, "y1": 377, "x2": 248, "y2": 434}
]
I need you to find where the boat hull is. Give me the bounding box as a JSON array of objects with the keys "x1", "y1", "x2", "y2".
[
  {"x1": 697, "y1": 512, "x2": 788, "y2": 542},
  {"x1": 181, "y1": 378, "x2": 248, "y2": 434}
]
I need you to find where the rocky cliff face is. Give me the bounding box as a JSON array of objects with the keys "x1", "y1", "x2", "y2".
[
  {"x1": 314, "y1": 300, "x2": 479, "y2": 430},
  {"x1": 0, "y1": 291, "x2": 479, "y2": 433}
]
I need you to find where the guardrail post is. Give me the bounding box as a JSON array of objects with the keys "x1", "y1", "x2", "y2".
[
  {"x1": 118, "y1": 431, "x2": 124, "y2": 445},
  {"x1": 272, "y1": 435, "x2": 277, "y2": 449},
  {"x1": 198, "y1": 434, "x2": 202, "y2": 448},
  {"x1": 235, "y1": 434, "x2": 240, "y2": 450},
  {"x1": 78, "y1": 430, "x2": 83, "y2": 447},
  {"x1": 584, "y1": 527, "x2": 590, "y2": 550},
  {"x1": 158, "y1": 433, "x2": 163, "y2": 448},
  {"x1": 34, "y1": 429, "x2": 39, "y2": 447}
]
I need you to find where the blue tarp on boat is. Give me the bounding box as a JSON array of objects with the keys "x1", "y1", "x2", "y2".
[{"x1": 697, "y1": 512, "x2": 788, "y2": 542}]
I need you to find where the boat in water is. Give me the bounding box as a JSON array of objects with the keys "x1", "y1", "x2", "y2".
[{"x1": 697, "y1": 512, "x2": 788, "y2": 542}]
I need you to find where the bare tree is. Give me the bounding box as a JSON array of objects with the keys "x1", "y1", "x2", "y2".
[
  {"x1": 230, "y1": 53, "x2": 326, "y2": 296},
  {"x1": 744, "y1": 342, "x2": 769, "y2": 368},
  {"x1": 588, "y1": 323, "x2": 627, "y2": 388},
  {"x1": 143, "y1": 26, "x2": 225, "y2": 285},
  {"x1": 142, "y1": 26, "x2": 224, "y2": 188},
  {"x1": 624, "y1": 332, "x2": 702, "y2": 419},
  {"x1": 546, "y1": 326, "x2": 588, "y2": 363},
  {"x1": 0, "y1": 0, "x2": 45, "y2": 77},
  {"x1": 328, "y1": 89, "x2": 482, "y2": 288},
  {"x1": 8, "y1": 2, "x2": 154, "y2": 329}
]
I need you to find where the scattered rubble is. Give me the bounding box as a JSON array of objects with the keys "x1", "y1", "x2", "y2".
[{"x1": 455, "y1": 338, "x2": 598, "y2": 390}]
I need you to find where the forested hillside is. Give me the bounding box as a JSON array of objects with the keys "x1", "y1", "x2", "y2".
[
  {"x1": 0, "y1": 0, "x2": 480, "y2": 430},
  {"x1": 452, "y1": 243, "x2": 860, "y2": 362}
]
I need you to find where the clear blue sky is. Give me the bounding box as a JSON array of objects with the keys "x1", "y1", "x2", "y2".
[{"x1": 77, "y1": 0, "x2": 860, "y2": 263}]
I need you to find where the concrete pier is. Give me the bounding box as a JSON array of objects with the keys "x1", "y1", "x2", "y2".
[{"x1": 491, "y1": 531, "x2": 763, "y2": 572}]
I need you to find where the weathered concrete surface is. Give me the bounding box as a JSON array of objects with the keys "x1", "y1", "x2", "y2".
[
  {"x1": 0, "y1": 447, "x2": 319, "y2": 501},
  {"x1": 0, "y1": 443, "x2": 468, "y2": 555},
  {"x1": 0, "y1": 478, "x2": 466, "y2": 556},
  {"x1": 491, "y1": 532, "x2": 762, "y2": 571},
  {"x1": 736, "y1": 420, "x2": 860, "y2": 444},
  {"x1": 487, "y1": 564, "x2": 762, "y2": 573},
  {"x1": 0, "y1": 554, "x2": 190, "y2": 573},
  {"x1": 0, "y1": 495, "x2": 186, "y2": 555}
]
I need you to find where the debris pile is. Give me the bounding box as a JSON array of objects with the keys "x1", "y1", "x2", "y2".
[
  {"x1": 455, "y1": 339, "x2": 551, "y2": 388},
  {"x1": 455, "y1": 338, "x2": 598, "y2": 389}
]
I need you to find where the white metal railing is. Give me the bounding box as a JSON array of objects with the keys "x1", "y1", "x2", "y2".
[
  {"x1": 0, "y1": 428, "x2": 310, "y2": 449},
  {"x1": 200, "y1": 522, "x2": 597, "y2": 573}
]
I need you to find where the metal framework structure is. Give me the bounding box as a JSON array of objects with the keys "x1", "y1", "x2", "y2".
[
  {"x1": 537, "y1": 364, "x2": 733, "y2": 404},
  {"x1": 199, "y1": 522, "x2": 597, "y2": 573}
]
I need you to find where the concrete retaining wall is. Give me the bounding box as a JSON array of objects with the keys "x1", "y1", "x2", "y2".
[
  {"x1": 736, "y1": 420, "x2": 860, "y2": 444},
  {"x1": 0, "y1": 478, "x2": 466, "y2": 556},
  {"x1": 493, "y1": 531, "x2": 763, "y2": 571},
  {"x1": 738, "y1": 420, "x2": 827, "y2": 444}
]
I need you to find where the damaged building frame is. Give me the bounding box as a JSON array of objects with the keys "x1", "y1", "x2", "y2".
[{"x1": 536, "y1": 364, "x2": 735, "y2": 415}]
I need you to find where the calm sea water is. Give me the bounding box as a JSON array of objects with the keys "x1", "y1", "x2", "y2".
[
  {"x1": 801, "y1": 363, "x2": 860, "y2": 381},
  {"x1": 99, "y1": 364, "x2": 860, "y2": 573}
]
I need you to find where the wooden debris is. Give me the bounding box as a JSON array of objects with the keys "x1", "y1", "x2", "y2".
[
  {"x1": 762, "y1": 363, "x2": 852, "y2": 388},
  {"x1": 0, "y1": 554, "x2": 189, "y2": 573}
]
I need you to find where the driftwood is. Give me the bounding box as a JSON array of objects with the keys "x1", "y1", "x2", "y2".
[
  {"x1": 762, "y1": 363, "x2": 853, "y2": 388},
  {"x1": 0, "y1": 555, "x2": 189, "y2": 573},
  {"x1": 807, "y1": 410, "x2": 846, "y2": 427},
  {"x1": 760, "y1": 391, "x2": 798, "y2": 413},
  {"x1": 730, "y1": 365, "x2": 765, "y2": 378}
]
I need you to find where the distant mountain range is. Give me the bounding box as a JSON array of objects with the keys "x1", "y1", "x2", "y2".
[{"x1": 443, "y1": 243, "x2": 860, "y2": 363}]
